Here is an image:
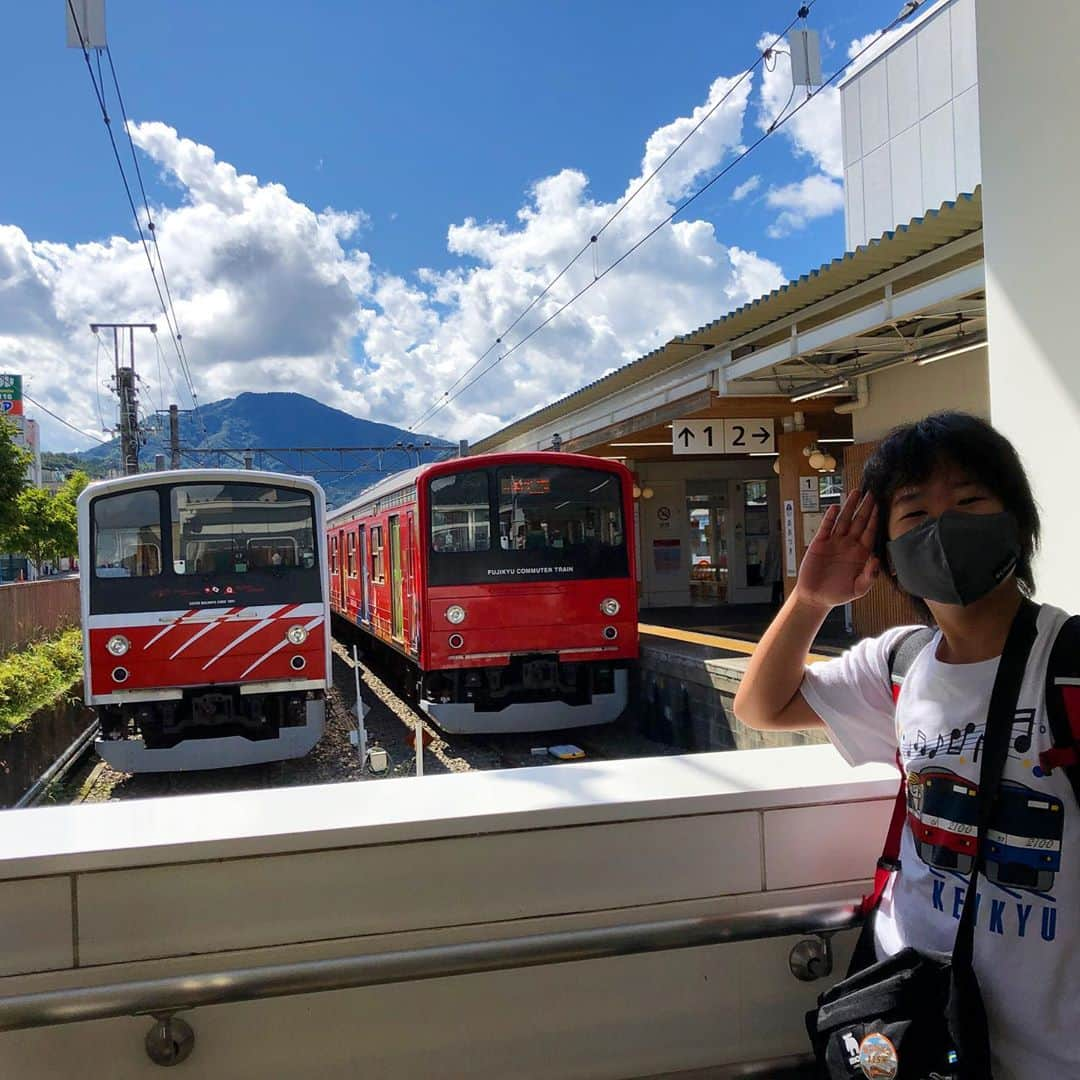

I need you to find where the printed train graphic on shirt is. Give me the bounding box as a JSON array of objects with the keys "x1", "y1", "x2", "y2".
[{"x1": 906, "y1": 768, "x2": 1064, "y2": 892}]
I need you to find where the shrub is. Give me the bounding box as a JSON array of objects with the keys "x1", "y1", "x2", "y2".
[{"x1": 0, "y1": 629, "x2": 84, "y2": 735}]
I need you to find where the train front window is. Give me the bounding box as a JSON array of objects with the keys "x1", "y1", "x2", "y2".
[
  {"x1": 430, "y1": 471, "x2": 491, "y2": 553},
  {"x1": 93, "y1": 490, "x2": 162, "y2": 578},
  {"x1": 170, "y1": 483, "x2": 317, "y2": 575},
  {"x1": 497, "y1": 466, "x2": 624, "y2": 555},
  {"x1": 427, "y1": 465, "x2": 629, "y2": 585}
]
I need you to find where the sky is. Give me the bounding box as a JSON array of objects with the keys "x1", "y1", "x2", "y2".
[{"x1": 1, "y1": 0, "x2": 914, "y2": 452}]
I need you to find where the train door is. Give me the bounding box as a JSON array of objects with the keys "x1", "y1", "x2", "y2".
[
  {"x1": 358, "y1": 524, "x2": 369, "y2": 623},
  {"x1": 334, "y1": 533, "x2": 346, "y2": 610},
  {"x1": 389, "y1": 515, "x2": 404, "y2": 642},
  {"x1": 404, "y1": 511, "x2": 416, "y2": 653}
]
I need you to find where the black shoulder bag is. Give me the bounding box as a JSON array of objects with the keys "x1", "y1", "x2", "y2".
[{"x1": 807, "y1": 600, "x2": 1040, "y2": 1080}]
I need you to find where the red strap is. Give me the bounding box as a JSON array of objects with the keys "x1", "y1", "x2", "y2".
[
  {"x1": 861, "y1": 749, "x2": 907, "y2": 916},
  {"x1": 1040, "y1": 747, "x2": 1078, "y2": 773},
  {"x1": 1062, "y1": 685, "x2": 1080, "y2": 741},
  {"x1": 1040, "y1": 683, "x2": 1080, "y2": 776}
]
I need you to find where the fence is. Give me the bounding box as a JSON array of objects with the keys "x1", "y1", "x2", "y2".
[{"x1": 0, "y1": 578, "x2": 80, "y2": 658}]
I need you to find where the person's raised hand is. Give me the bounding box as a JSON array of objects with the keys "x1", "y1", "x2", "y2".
[{"x1": 795, "y1": 490, "x2": 880, "y2": 611}]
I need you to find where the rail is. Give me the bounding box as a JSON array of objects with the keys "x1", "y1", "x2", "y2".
[{"x1": 0, "y1": 899, "x2": 861, "y2": 1066}]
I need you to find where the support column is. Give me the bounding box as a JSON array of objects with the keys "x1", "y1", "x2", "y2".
[
  {"x1": 777, "y1": 430, "x2": 817, "y2": 599},
  {"x1": 976, "y1": 0, "x2": 1080, "y2": 611}
]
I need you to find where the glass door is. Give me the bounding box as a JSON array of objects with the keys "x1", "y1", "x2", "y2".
[
  {"x1": 358, "y1": 525, "x2": 369, "y2": 623},
  {"x1": 686, "y1": 493, "x2": 728, "y2": 606},
  {"x1": 730, "y1": 478, "x2": 777, "y2": 604},
  {"x1": 389, "y1": 515, "x2": 403, "y2": 641}
]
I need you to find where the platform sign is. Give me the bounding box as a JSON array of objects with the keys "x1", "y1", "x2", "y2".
[
  {"x1": 0, "y1": 374, "x2": 22, "y2": 418},
  {"x1": 671, "y1": 418, "x2": 775, "y2": 455}
]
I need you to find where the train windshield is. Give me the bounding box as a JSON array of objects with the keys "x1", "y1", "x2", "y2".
[
  {"x1": 171, "y1": 483, "x2": 317, "y2": 574},
  {"x1": 428, "y1": 465, "x2": 628, "y2": 586},
  {"x1": 88, "y1": 480, "x2": 321, "y2": 615}
]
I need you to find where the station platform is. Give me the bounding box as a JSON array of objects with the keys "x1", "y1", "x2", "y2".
[{"x1": 634, "y1": 605, "x2": 855, "y2": 753}]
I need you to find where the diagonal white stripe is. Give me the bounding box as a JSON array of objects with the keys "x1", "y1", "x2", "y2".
[
  {"x1": 144, "y1": 609, "x2": 202, "y2": 651},
  {"x1": 239, "y1": 617, "x2": 324, "y2": 679},
  {"x1": 201, "y1": 605, "x2": 291, "y2": 671},
  {"x1": 169, "y1": 609, "x2": 248, "y2": 660}
]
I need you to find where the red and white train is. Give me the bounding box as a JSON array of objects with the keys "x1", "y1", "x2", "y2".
[
  {"x1": 77, "y1": 469, "x2": 331, "y2": 772},
  {"x1": 327, "y1": 452, "x2": 638, "y2": 733}
]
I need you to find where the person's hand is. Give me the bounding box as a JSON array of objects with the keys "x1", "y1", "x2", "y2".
[{"x1": 795, "y1": 491, "x2": 880, "y2": 610}]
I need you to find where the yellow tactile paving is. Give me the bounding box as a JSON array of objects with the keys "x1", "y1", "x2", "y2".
[{"x1": 638, "y1": 623, "x2": 831, "y2": 664}]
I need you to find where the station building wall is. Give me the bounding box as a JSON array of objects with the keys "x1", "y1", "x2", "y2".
[{"x1": 851, "y1": 345, "x2": 989, "y2": 443}]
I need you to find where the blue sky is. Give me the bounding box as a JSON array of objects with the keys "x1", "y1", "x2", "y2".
[{"x1": 2, "y1": 0, "x2": 907, "y2": 449}]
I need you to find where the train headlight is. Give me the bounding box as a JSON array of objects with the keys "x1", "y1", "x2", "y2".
[
  {"x1": 600, "y1": 597, "x2": 620, "y2": 617},
  {"x1": 286, "y1": 625, "x2": 308, "y2": 645},
  {"x1": 106, "y1": 634, "x2": 131, "y2": 657},
  {"x1": 445, "y1": 605, "x2": 467, "y2": 625}
]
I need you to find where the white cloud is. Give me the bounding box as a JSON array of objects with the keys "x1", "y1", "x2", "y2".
[
  {"x1": 1, "y1": 67, "x2": 793, "y2": 450},
  {"x1": 731, "y1": 175, "x2": 761, "y2": 201},
  {"x1": 764, "y1": 174, "x2": 844, "y2": 237}
]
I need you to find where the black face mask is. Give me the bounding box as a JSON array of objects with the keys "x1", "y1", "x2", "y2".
[{"x1": 886, "y1": 510, "x2": 1021, "y2": 607}]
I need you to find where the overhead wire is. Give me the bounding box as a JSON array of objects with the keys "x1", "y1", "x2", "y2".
[
  {"x1": 23, "y1": 393, "x2": 109, "y2": 445},
  {"x1": 103, "y1": 43, "x2": 204, "y2": 434},
  {"x1": 407, "y1": 1, "x2": 817, "y2": 432},
  {"x1": 416, "y1": 2, "x2": 917, "y2": 428},
  {"x1": 65, "y1": 1, "x2": 203, "y2": 430}
]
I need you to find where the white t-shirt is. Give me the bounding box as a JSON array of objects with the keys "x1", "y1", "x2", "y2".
[{"x1": 801, "y1": 605, "x2": 1079, "y2": 1080}]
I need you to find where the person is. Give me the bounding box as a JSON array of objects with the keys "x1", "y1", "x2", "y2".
[{"x1": 733, "y1": 412, "x2": 1078, "y2": 1079}]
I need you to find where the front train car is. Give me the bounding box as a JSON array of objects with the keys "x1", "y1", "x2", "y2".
[
  {"x1": 330, "y1": 452, "x2": 638, "y2": 734},
  {"x1": 78, "y1": 469, "x2": 331, "y2": 772}
]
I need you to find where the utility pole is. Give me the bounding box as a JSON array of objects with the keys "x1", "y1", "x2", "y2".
[
  {"x1": 169, "y1": 404, "x2": 181, "y2": 469},
  {"x1": 89, "y1": 322, "x2": 156, "y2": 475}
]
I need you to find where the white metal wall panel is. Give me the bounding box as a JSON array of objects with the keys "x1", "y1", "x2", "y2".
[
  {"x1": 917, "y1": 9, "x2": 954, "y2": 114},
  {"x1": 920, "y1": 103, "x2": 957, "y2": 212},
  {"x1": 845, "y1": 160, "x2": 865, "y2": 251},
  {"x1": 887, "y1": 37, "x2": 920, "y2": 136},
  {"x1": 862, "y1": 145, "x2": 894, "y2": 241},
  {"x1": 842, "y1": 78, "x2": 862, "y2": 167},
  {"x1": 842, "y1": 0, "x2": 979, "y2": 247},
  {"x1": 890, "y1": 124, "x2": 924, "y2": 228},
  {"x1": 950, "y1": 0, "x2": 979, "y2": 92},
  {"x1": 953, "y1": 84, "x2": 982, "y2": 195},
  {"x1": 859, "y1": 61, "x2": 890, "y2": 154}
]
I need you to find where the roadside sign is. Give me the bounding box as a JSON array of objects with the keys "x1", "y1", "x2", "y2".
[
  {"x1": 0, "y1": 374, "x2": 22, "y2": 418},
  {"x1": 671, "y1": 418, "x2": 775, "y2": 455}
]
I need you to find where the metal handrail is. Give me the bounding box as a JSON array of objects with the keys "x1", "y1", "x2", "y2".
[{"x1": 0, "y1": 899, "x2": 862, "y2": 1032}]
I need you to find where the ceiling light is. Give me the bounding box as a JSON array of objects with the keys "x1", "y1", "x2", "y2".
[
  {"x1": 609, "y1": 441, "x2": 674, "y2": 447},
  {"x1": 913, "y1": 334, "x2": 987, "y2": 366},
  {"x1": 749, "y1": 452, "x2": 778, "y2": 457},
  {"x1": 818, "y1": 437, "x2": 854, "y2": 443},
  {"x1": 790, "y1": 380, "x2": 850, "y2": 403}
]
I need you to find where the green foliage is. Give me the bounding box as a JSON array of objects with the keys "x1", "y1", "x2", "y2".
[
  {"x1": 42, "y1": 452, "x2": 109, "y2": 480},
  {"x1": 0, "y1": 418, "x2": 30, "y2": 535},
  {"x1": 0, "y1": 629, "x2": 84, "y2": 735},
  {"x1": 0, "y1": 471, "x2": 89, "y2": 569}
]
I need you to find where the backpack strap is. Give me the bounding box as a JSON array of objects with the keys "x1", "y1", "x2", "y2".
[
  {"x1": 1039, "y1": 613, "x2": 1080, "y2": 806},
  {"x1": 858, "y1": 626, "x2": 936, "y2": 918}
]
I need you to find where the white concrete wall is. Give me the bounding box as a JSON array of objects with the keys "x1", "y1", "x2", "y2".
[
  {"x1": 0, "y1": 749, "x2": 895, "y2": 1078},
  {"x1": 976, "y1": 0, "x2": 1080, "y2": 613},
  {"x1": 852, "y1": 345, "x2": 990, "y2": 442},
  {"x1": 842, "y1": 0, "x2": 980, "y2": 249}
]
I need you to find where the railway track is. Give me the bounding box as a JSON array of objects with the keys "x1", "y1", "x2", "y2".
[{"x1": 45, "y1": 635, "x2": 673, "y2": 805}]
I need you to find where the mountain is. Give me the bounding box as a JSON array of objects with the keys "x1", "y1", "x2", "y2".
[{"x1": 78, "y1": 392, "x2": 453, "y2": 507}]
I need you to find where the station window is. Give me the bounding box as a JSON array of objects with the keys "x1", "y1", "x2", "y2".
[
  {"x1": 331, "y1": 534, "x2": 338, "y2": 574},
  {"x1": 371, "y1": 525, "x2": 385, "y2": 583},
  {"x1": 347, "y1": 531, "x2": 357, "y2": 577},
  {"x1": 92, "y1": 489, "x2": 162, "y2": 578}
]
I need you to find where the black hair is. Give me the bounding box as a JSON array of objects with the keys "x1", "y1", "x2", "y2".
[{"x1": 860, "y1": 412, "x2": 1041, "y2": 605}]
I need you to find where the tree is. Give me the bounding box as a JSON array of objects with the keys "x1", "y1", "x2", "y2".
[
  {"x1": 3, "y1": 471, "x2": 88, "y2": 572},
  {"x1": 0, "y1": 418, "x2": 30, "y2": 540}
]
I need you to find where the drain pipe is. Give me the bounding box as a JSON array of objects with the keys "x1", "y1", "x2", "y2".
[{"x1": 834, "y1": 375, "x2": 869, "y2": 414}]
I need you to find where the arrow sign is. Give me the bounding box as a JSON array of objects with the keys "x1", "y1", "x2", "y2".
[{"x1": 672, "y1": 418, "x2": 775, "y2": 455}]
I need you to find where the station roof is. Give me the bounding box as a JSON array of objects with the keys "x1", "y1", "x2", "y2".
[{"x1": 473, "y1": 189, "x2": 982, "y2": 454}]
